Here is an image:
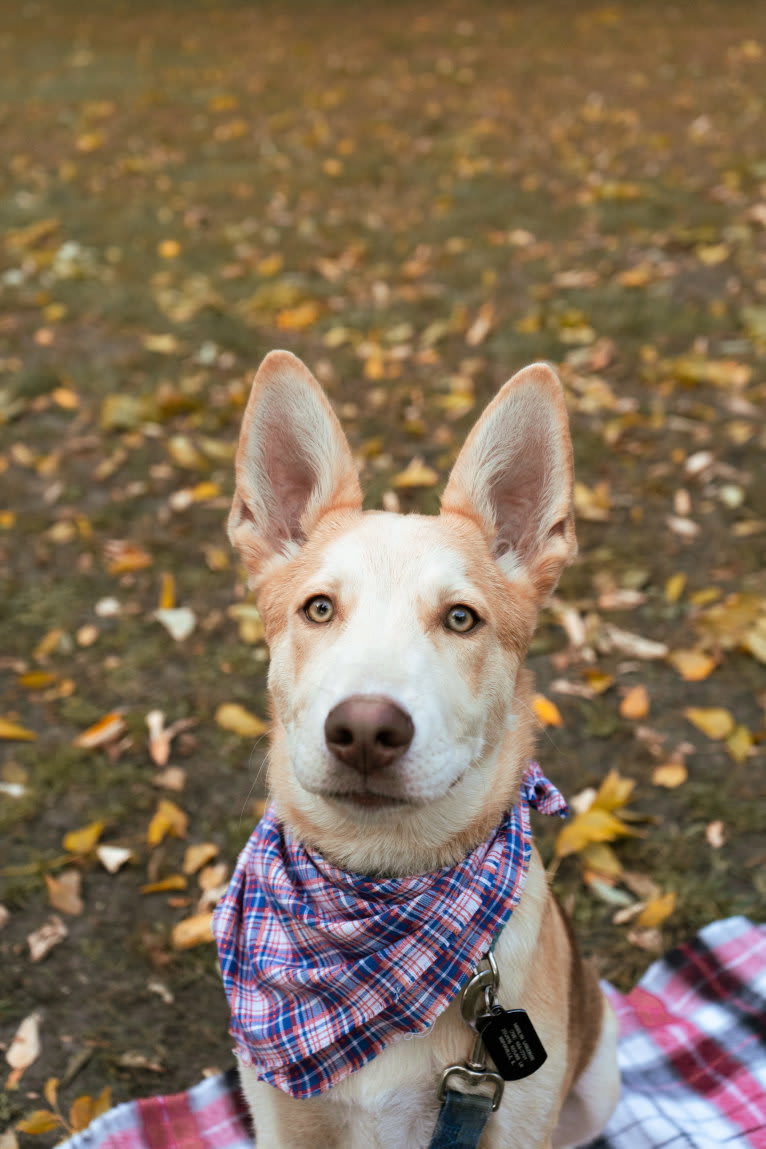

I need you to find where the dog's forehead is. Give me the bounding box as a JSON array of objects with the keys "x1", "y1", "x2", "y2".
[{"x1": 315, "y1": 512, "x2": 469, "y2": 595}]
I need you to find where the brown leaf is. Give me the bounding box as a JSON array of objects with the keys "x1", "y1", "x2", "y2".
[
  {"x1": 667, "y1": 649, "x2": 717, "y2": 682},
  {"x1": 44, "y1": 871, "x2": 83, "y2": 916},
  {"x1": 619, "y1": 685, "x2": 650, "y2": 720},
  {"x1": 69, "y1": 1095, "x2": 94, "y2": 1133},
  {"x1": 652, "y1": 763, "x2": 688, "y2": 789},
  {"x1": 183, "y1": 843, "x2": 218, "y2": 875},
  {"x1": 172, "y1": 912, "x2": 215, "y2": 949},
  {"x1": 141, "y1": 874, "x2": 187, "y2": 895}
]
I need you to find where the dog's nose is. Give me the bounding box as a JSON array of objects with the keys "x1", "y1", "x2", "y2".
[{"x1": 324, "y1": 695, "x2": 414, "y2": 774}]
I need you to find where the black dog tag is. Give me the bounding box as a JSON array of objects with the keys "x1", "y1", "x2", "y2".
[{"x1": 476, "y1": 1007, "x2": 547, "y2": 1081}]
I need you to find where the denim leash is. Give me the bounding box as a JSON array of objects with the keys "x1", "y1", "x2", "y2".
[{"x1": 427, "y1": 1088, "x2": 495, "y2": 1149}]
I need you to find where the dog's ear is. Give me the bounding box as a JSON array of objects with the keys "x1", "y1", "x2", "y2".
[
  {"x1": 441, "y1": 363, "x2": 576, "y2": 601},
  {"x1": 229, "y1": 351, "x2": 362, "y2": 577}
]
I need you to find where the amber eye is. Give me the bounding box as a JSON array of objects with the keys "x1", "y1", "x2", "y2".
[
  {"x1": 445, "y1": 605, "x2": 479, "y2": 633},
  {"x1": 304, "y1": 595, "x2": 335, "y2": 624}
]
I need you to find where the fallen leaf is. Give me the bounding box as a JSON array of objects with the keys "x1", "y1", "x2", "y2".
[
  {"x1": 0, "y1": 718, "x2": 36, "y2": 742},
  {"x1": 652, "y1": 762, "x2": 688, "y2": 788},
  {"x1": 579, "y1": 841, "x2": 623, "y2": 878},
  {"x1": 27, "y1": 916, "x2": 68, "y2": 962},
  {"x1": 172, "y1": 911, "x2": 215, "y2": 949},
  {"x1": 391, "y1": 457, "x2": 439, "y2": 489},
  {"x1": 154, "y1": 607, "x2": 197, "y2": 641},
  {"x1": 153, "y1": 766, "x2": 186, "y2": 791},
  {"x1": 626, "y1": 927, "x2": 663, "y2": 952},
  {"x1": 105, "y1": 541, "x2": 153, "y2": 575},
  {"x1": 465, "y1": 301, "x2": 495, "y2": 346},
  {"x1": 63, "y1": 820, "x2": 105, "y2": 855},
  {"x1": 664, "y1": 573, "x2": 687, "y2": 603},
  {"x1": 92, "y1": 1086, "x2": 112, "y2": 1119},
  {"x1": 555, "y1": 807, "x2": 637, "y2": 859},
  {"x1": 73, "y1": 712, "x2": 127, "y2": 749},
  {"x1": 706, "y1": 820, "x2": 726, "y2": 848},
  {"x1": 147, "y1": 799, "x2": 188, "y2": 846},
  {"x1": 140, "y1": 874, "x2": 188, "y2": 894},
  {"x1": 636, "y1": 890, "x2": 676, "y2": 928},
  {"x1": 69, "y1": 1095, "x2": 94, "y2": 1133},
  {"x1": 183, "y1": 842, "x2": 218, "y2": 875},
  {"x1": 44, "y1": 871, "x2": 83, "y2": 915},
  {"x1": 15, "y1": 1111, "x2": 61, "y2": 1135},
  {"x1": 116, "y1": 1052, "x2": 164, "y2": 1072},
  {"x1": 667, "y1": 649, "x2": 717, "y2": 681},
  {"x1": 198, "y1": 861, "x2": 227, "y2": 890},
  {"x1": 619, "y1": 685, "x2": 650, "y2": 720},
  {"x1": 5, "y1": 1011, "x2": 42, "y2": 1084},
  {"x1": 684, "y1": 706, "x2": 735, "y2": 740},
  {"x1": 532, "y1": 694, "x2": 564, "y2": 727},
  {"x1": 602, "y1": 624, "x2": 669, "y2": 660},
  {"x1": 96, "y1": 845, "x2": 133, "y2": 873},
  {"x1": 215, "y1": 702, "x2": 268, "y2": 738},
  {"x1": 582, "y1": 669, "x2": 614, "y2": 695},
  {"x1": 726, "y1": 724, "x2": 752, "y2": 764},
  {"x1": 592, "y1": 769, "x2": 636, "y2": 812}
]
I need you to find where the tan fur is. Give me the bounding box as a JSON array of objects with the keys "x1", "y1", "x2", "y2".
[{"x1": 226, "y1": 351, "x2": 620, "y2": 1147}]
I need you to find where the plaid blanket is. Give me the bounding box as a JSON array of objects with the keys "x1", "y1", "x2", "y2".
[{"x1": 58, "y1": 916, "x2": 766, "y2": 1149}]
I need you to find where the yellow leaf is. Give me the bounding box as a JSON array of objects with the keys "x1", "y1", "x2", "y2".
[
  {"x1": 44, "y1": 1077, "x2": 58, "y2": 1109},
  {"x1": 582, "y1": 669, "x2": 614, "y2": 695},
  {"x1": 63, "y1": 820, "x2": 105, "y2": 855},
  {"x1": 172, "y1": 911, "x2": 215, "y2": 949},
  {"x1": 592, "y1": 769, "x2": 636, "y2": 813},
  {"x1": 190, "y1": 481, "x2": 221, "y2": 502},
  {"x1": 107, "y1": 544, "x2": 153, "y2": 575},
  {"x1": 579, "y1": 841, "x2": 623, "y2": 878},
  {"x1": 76, "y1": 130, "x2": 104, "y2": 152},
  {"x1": 619, "y1": 685, "x2": 650, "y2": 720},
  {"x1": 142, "y1": 333, "x2": 181, "y2": 355},
  {"x1": 743, "y1": 624, "x2": 766, "y2": 664},
  {"x1": 275, "y1": 301, "x2": 320, "y2": 331},
  {"x1": 158, "y1": 239, "x2": 181, "y2": 259},
  {"x1": 555, "y1": 807, "x2": 636, "y2": 859},
  {"x1": 159, "y1": 572, "x2": 176, "y2": 610},
  {"x1": 167, "y1": 435, "x2": 208, "y2": 470},
  {"x1": 636, "y1": 890, "x2": 676, "y2": 928},
  {"x1": 0, "y1": 718, "x2": 36, "y2": 742},
  {"x1": 183, "y1": 842, "x2": 218, "y2": 875},
  {"x1": 684, "y1": 707, "x2": 735, "y2": 740},
  {"x1": 73, "y1": 712, "x2": 126, "y2": 749},
  {"x1": 147, "y1": 799, "x2": 188, "y2": 846},
  {"x1": 532, "y1": 694, "x2": 563, "y2": 727},
  {"x1": 69, "y1": 1095, "x2": 94, "y2": 1133},
  {"x1": 256, "y1": 253, "x2": 283, "y2": 277},
  {"x1": 667, "y1": 648, "x2": 717, "y2": 682},
  {"x1": 652, "y1": 763, "x2": 688, "y2": 788},
  {"x1": 140, "y1": 874, "x2": 187, "y2": 894},
  {"x1": 92, "y1": 1086, "x2": 112, "y2": 1119},
  {"x1": 16, "y1": 1111, "x2": 61, "y2": 1135},
  {"x1": 392, "y1": 458, "x2": 439, "y2": 489},
  {"x1": 726, "y1": 724, "x2": 752, "y2": 765},
  {"x1": 617, "y1": 262, "x2": 654, "y2": 287},
  {"x1": 34, "y1": 627, "x2": 66, "y2": 660},
  {"x1": 215, "y1": 703, "x2": 268, "y2": 738},
  {"x1": 664, "y1": 572, "x2": 686, "y2": 603}
]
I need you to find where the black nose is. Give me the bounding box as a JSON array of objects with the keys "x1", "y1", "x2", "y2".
[{"x1": 324, "y1": 695, "x2": 414, "y2": 774}]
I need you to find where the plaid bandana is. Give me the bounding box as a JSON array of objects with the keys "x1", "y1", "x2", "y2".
[{"x1": 213, "y1": 761, "x2": 568, "y2": 1099}]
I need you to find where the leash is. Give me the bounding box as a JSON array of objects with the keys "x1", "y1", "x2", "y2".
[{"x1": 428, "y1": 951, "x2": 547, "y2": 1149}]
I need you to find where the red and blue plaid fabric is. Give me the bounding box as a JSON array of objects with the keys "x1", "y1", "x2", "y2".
[{"x1": 212, "y1": 761, "x2": 568, "y2": 1098}]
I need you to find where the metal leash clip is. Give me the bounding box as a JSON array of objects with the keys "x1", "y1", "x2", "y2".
[{"x1": 437, "y1": 951, "x2": 505, "y2": 1112}]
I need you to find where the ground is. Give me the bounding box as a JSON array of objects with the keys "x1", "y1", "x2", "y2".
[{"x1": 1, "y1": 0, "x2": 765, "y2": 1142}]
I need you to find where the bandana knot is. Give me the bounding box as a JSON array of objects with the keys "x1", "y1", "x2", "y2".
[{"x1": 213, "y1": 761, "x2": 568, "y2": 1098}]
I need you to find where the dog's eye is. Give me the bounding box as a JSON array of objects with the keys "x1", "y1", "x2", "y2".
[
  {"x1": 445, "y1": 605, "x2": 479, "y2": 633},
  {"x1": 304, "y1": 595, "x2": 335, "y2": 624}
]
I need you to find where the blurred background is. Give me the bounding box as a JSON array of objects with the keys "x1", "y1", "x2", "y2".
[{"x1": 1, "y1": 0, "x2": 765, "y2": 1138}]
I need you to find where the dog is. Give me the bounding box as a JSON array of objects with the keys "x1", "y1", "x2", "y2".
[{"x1": 214, "y1": 350, "x2": 620, "y2": 1149}]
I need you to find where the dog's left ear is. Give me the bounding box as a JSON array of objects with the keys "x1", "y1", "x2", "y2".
[{"x1": 441, "y1": 363, "x2": 576, "y2": 601}]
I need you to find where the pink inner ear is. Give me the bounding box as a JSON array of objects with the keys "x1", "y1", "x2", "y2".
[
  {"x1": 490, "y1": 433, "x2": 550, "y2": 560},
  {"x1": 264, "y1": 427, "x2": 321, "y2": 547}
]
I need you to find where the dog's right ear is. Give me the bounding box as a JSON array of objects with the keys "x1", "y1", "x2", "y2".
[{"x1": 228, "y1": 351, "x2": 362, "y2": 580}]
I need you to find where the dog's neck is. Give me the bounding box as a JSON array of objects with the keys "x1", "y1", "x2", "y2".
[{"x1": 270, "y1": 669, "x2": 539, "y2": 877}]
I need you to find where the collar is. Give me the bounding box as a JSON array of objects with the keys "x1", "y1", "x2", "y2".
[{"x1": 212, "y1": 761, "x2": 568, "y2": 1098}]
